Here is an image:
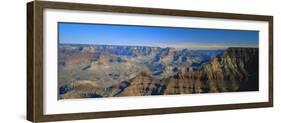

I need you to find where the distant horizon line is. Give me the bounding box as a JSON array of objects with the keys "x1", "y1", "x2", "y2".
[{"x1": 59, "y1": 42, "x2": 258, "y2": 50}]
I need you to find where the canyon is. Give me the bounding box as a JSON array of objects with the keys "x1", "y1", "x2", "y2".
[{"x1": 58, "y1": 44, "x2": 258, "y2": 99}]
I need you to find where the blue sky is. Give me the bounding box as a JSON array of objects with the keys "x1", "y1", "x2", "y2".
[{"x1": 58, "y1": 22, "x2": 259, "y2": 49}]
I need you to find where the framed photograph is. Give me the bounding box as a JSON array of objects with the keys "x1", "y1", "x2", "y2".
[{"x1": 27, "y1": 1, "x2": 273, "y2": 122}]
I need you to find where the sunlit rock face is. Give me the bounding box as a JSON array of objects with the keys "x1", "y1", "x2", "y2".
[{"x1": 58, "y1": 44, "x2": 258, "y2": 99}]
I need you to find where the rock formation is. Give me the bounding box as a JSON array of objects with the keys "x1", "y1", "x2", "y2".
[{"x1": 58, "y1": 44, "x2": 258, "y2": 99}]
